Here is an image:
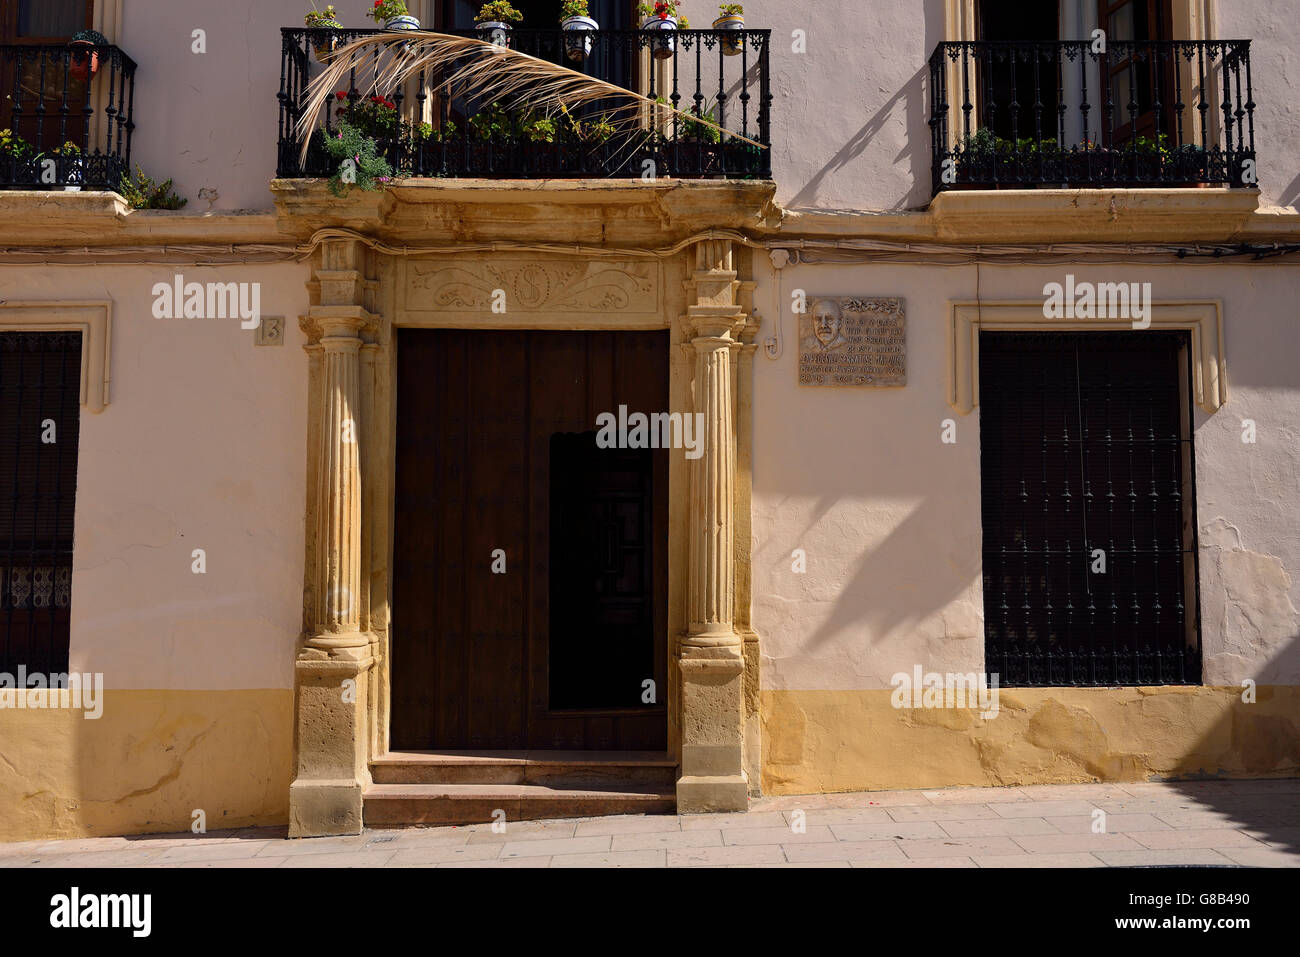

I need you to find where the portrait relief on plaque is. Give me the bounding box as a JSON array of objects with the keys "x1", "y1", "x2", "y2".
[{"x1": 798, "y1": 297, "x2": 906, "y2": 387}]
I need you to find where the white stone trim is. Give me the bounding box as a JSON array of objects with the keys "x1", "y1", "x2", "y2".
[
  {"x1": 0, "y1": 301, "x2": 112, "y2": 413},
  {"x1": 947, "y1": 299, "x2": 1226, "y2": 416}
]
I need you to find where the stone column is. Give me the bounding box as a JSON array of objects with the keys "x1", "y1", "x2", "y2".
[
  {"x1": 290, "y1": 239, "x2": 376, "y2": 837},
  {"x1": 678, "y1": 240, "x2": 749, "y2": 812}
]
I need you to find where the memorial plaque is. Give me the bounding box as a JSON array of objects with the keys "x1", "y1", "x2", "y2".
[{"x1": 798, "y1": 297, "x2": 906, "y2": 387}]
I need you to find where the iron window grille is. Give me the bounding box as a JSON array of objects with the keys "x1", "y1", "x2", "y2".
[
  {"x1": 978, "y1": 331, "x2": 1201, "y2": 687},
  {"x1": 1, "y1": 330, "x2": 81, "y2": 677}
]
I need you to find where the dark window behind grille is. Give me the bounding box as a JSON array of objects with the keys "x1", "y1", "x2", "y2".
[
  {"x1": 979, "y1": 331, "x2": 1200, "y2": 687},
  {"x1": 0, "y1": 331, "x2": 81, "y2": 677}
]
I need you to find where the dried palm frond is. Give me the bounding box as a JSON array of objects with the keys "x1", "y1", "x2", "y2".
[{"x1": 295, "y1": 30, "x2": 764, "y2": 164}]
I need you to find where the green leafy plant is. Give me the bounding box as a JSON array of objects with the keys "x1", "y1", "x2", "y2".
[
  {"x1": 678, "y1": 98, "x2": 722, "y2": 143},
  {"x1": 304, "y1": 4, "x2": 341, "y2": 26},
  {"x1": 468, "y1": 102, "x2": 513, "y2": 140},
  {"x1": 0, "y1": 128, "x2": 33, "y2": 159},
  {"x1": 70, "y1": 28, "x2": 109, "y2": 45},
  {"x1": 366, "y1": 0, "x2": 409, "y2": 22},
  {"x1": 560, "y1": 0, "x2": 591, "y2": 18},
  {"x1": 321, "y1": 118, "x2": 393, "y2": 194},
  {"x1": 475, "y1": 1, "x2": 524, "y2": 23},
  {"x1": 50, "y1": 141, "x2": 82, "y2": 158},
  {"x1": 521, "y1": 115, "x2": 558, "y2": 143},
  {"x1": 410, "y1": 119, "x2": 456, "y2": 145},
  {"x1": 718, "y1": 3, "x2": 743, "y2": 15},
  {"x1": 118, "y1": 166, "x2": 188, "y2": 209}
]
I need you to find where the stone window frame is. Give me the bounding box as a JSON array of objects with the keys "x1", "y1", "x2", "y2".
[
  {"x1": 0, "y1": 301, "x2": 112, "y2": 413},
  {"x1": 946, "y1": 298, "x2": 1225, "y2": 416}
]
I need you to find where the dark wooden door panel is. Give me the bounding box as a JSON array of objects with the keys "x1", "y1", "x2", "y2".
[{"x1": 392, "y1": 329, "x2": 668, "y2": 751}]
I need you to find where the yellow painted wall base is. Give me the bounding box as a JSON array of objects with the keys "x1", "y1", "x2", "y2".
[
  {"x1": 0, "y1": 689, "x2": 292, "y2": 842},
  {"x1": 761, "y1": 686, "x2": 1300, "y2": 795}
]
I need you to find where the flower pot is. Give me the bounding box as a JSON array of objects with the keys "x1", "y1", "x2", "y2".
[
  {"x1": 384, "y1": 15, "x2": 420, "y2": 30},
  {"x1": 68, "y1": 40, "x2": 99, "y2": 82},
  {"x1": 476, "y1": 21, "x2": 513, "y2": 48},
  {"x1": 562, "y1": 15, "x2": 598, "y2": 61},
  {"x1": 713, "y1": 14, "x2": 744, "y2": 56},
  {"x1": 308, "y1": 21, "x2": 343, "y2": 61},
  {"x1": 641, "y1": 15, "x2": 677, "y2": 60},
  {"x1": 63, "y1": 159, "x2": 83, "y2": 191}
]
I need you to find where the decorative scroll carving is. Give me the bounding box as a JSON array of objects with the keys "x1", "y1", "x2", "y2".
[{"x1": 407, "y1": 260, "x2": 658, "y2": 314}]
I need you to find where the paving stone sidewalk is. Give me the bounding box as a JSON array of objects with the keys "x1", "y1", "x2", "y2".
[{"x1": 2, "y1": 779, "x2": 1297, "y2": 868}]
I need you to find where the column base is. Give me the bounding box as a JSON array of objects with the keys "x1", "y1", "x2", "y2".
[
  {"x1": 288, "y1": 778, "x2": 364, "y2": 838},
  {"x1": 676, "y1": 773, "x2": 749, "y2": 813}
]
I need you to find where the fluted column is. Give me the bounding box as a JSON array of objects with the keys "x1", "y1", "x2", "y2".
[
  {"x1": 290, "y1": 239, "x2": 377, "y2": 837},
  {"x1": 678, "y1": 240, "x2": 749, "y2": 812}
]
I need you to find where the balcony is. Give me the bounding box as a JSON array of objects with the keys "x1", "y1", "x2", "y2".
[
  {"x1": 928, "y1": 40, "x2": 1255, "y2": 194},
  {"x1": 0, "y1": 43, "x2": 136, "y2": 190},
  {"x1": 277, "y1": 27, "x2": 771, "y2": 181}
]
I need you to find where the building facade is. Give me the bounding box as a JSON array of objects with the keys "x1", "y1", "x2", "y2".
[{"x1": 0, "y1": 0, "x2": 1297, "y2": 841}]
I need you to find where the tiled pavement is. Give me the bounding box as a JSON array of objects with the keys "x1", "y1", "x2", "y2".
[{"x1": 2, "y1": 779, "x2": 1297, "y2": 868}]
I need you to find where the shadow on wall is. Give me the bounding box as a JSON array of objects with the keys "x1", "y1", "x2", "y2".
[
  {"x1": 791, "y1": 492, "x2": 980, "y2": 653},
  {"x1": 1155, "y1": 632, "x2": 1300, "y2": 857},
  {"x1": 785, "y1": 64, "x2": 930, "y2": 211}
]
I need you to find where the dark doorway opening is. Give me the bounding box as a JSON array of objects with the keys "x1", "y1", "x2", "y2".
[{"x1": 390, "y1": 329, "x2": 668, "y2": 751}]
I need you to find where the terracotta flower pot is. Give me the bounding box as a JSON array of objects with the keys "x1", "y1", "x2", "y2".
[{"x1": 68, "y1": 40, "x2": 99, "y2": 82}]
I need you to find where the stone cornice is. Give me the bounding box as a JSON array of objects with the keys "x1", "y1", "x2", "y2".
[{"x1": 7, "y1": 182, "x2": 1300, "y2": 254}]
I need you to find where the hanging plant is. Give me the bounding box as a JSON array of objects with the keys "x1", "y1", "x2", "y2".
[
  {"x1": 321, "y1": 118, "x2": 394, "y2": 194},
  {"x1": 713, "y1": 3, "x2": 744, "y2": 56},
  {"x1": 367, "y1": 0, "x2": 420, "y2": 31},
  {"x1": 560, "y1": 0, "x2": 599, "y2": 62}
]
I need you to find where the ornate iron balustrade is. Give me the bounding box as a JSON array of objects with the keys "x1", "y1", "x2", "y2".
[
  {"x1": 928, "y1": 40, "x2": 1255, "y2": 194},
  {"x1": 1, "y1": 43, "x2": 136, "y2": 190},
  {"x1": 278, "y1": 27, "x2": 772, "y2": 181}
]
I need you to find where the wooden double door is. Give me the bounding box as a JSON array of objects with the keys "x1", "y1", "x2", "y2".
[{"x1": 391, "y1": 330, "x2": 669, "y2": 751}]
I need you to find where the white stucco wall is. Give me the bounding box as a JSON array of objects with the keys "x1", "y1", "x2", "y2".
[
  {"x1": 0, "y1": 261, "x2": 310, "y2": 690},
  {"x1": 112, "y1": 1, "x2": 1300, "y2": 213},
  {"x1": 750, "y1": 258, "x2": 1300, "y2": 691}
]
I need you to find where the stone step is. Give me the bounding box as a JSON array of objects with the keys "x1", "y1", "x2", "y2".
[
  {"x1": 363, "y1": 782, "x2": 677, "y2": 827},
  {"x1": 370, "y1": 750, "x2": 678, "y2": 788}
]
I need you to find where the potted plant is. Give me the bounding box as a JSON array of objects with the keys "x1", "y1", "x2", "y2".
[
  {"x1": 68, "y1": 29, "x2": 108, "y2": 82},
  {"x1": 475, "y1": 1, "x2": 524, "y2": 47},
  {"x1": 50, "y1": 141, "x2": 83, "y2": 190},
  {"x1": 639, "y1": 2, "x2": 681, "y2": 60},
  {"x1": 305, "y1": 5, "x2": 343, "y2": 61},
  {"x1": 367, "y1": 0, "x2": 420, "y2": 31},
  {"x1": 713, "y1": 3, "x2": 743, "y2": 56},
  {"x1": 560, "y1": 0, "x2": 599, "y2": 62}
]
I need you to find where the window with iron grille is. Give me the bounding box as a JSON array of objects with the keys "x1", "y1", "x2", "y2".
[
  {"x1": 978, "y1": 331, "x2": 1201, "y2": 687},
  {"x1": 1, "y1": 330, "x2": 82, "y2": 677}
]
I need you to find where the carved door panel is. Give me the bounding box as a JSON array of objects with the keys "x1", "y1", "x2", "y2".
[{"x1": 390, "y1": 329, "x2": 668, "y2": 751}]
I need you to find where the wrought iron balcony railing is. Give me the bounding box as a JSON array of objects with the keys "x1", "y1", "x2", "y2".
[
  {"x1": 928, "y1": 40, "x2": 1255, "y2": 194},
  {"x1": 1, "y1": 43, "x2": 136, "y2": 190},
  {"x1": 277, "y1": 27, "x2": 772, "y2": 181}
]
